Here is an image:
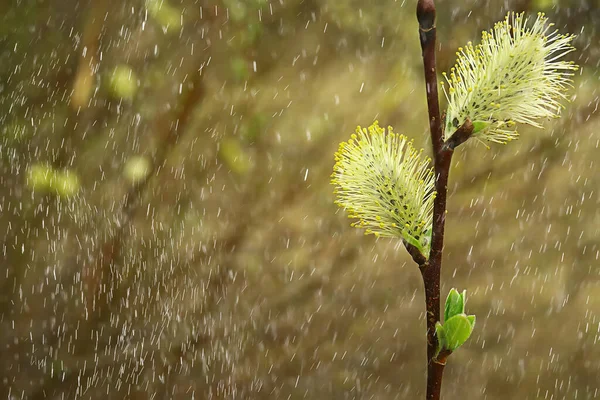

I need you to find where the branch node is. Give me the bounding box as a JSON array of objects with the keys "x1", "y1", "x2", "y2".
[
  {"x1": 442, "y1": 118, "x2": 474, "y2": 151},
  {"x1": 403, "y1": 240, "x2": 427, "y2": 266},
  {"x1": 434, "y1": 348, "x2": 453, "y2": 365}
]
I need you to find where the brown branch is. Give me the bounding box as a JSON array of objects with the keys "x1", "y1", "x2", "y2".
[
  {"x1": 416, "y1": 0, "x2": 445, "y2": 396},
  {"x1": 417, "y1": 0, "x2": 443, "y2": 156},
  {"x1": 416, "y1": 1, "x2": 467, "y2": 399},
  {"x1": 70, "y1": 0, "x2": 108, "y2": 110},
  {"x1": 403, "y1": 240, "x2": 427, "y2": 266},
  {"x1": 443, "y1": 119, "x2": 474, "y2": 151}
]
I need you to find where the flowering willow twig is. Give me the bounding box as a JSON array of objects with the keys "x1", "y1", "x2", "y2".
[
  {"x1": 415, "y1": 2, "x2": 455, "y2": 399},
  {"x1": 332, "y1": 3, "x2": 576, "y2": 399}
]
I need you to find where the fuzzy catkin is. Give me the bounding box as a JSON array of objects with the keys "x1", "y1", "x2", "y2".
[
  {"x1": 331, "y1": 122, "x2": 435, "y2": 256},
  {"x1": 442, "y1": 12, "x2": 577, "y2": 144}
]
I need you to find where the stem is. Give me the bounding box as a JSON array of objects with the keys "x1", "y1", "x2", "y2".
[
  {"x1": 416, "y1": 2, "x2": 475, "y2": 399},
  {"x1": 420, "y1": 149, "x2": 451, "y2": 400},
  {"x1": 416, "y1": 0, "x2": 448, "y2": 399},
  {"x1": 417, "y1": 0, "x2": 443, "y2": 155}
]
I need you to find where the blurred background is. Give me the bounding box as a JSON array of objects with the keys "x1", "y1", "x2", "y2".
[{"x1": 0, "y1": 0, "x2": 598, "y2": 399}]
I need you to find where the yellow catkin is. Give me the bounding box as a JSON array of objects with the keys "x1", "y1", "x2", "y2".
[
  {"x1": 441, "y1": 12, "x2": 577, "y2": 145},
  {"x1": 331, "y1": 121, "x2": 435, "y2": 257}
]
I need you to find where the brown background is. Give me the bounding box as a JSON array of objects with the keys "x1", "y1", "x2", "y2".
[{"x1": 0, "y1": 0, "x2": 599, "y2": 399}]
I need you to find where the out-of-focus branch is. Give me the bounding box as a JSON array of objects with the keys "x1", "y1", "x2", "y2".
[{"x1": 70, "y1": 0, "x2": 108, "y2": 110}]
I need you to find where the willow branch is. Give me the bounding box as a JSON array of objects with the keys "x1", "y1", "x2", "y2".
[
  {"x1": 417, "y1": 2, "x2": 474, "y2": 398},
  {"x1": 416, "y1": 1, "x2": 446, "y2": 399},
  {"x1": 403, "y1": 240, "x2": 428, "y2": 266},
  {"x1": 443, "y1": 119, "x2": 474, "y2": 151}
]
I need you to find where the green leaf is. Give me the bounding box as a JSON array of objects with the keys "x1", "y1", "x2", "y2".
[
  {"x1": 443, "y1": 314, "x2": 475, "y2": 351},
  {"x1": 466, "y1": 314, "x2": 476, "y2": 329},
  {"x1": 403, "y1": 233, "x2": 425, "y2": 256},
  {"x1": 435, "y1": 322, "x2": 446, "y2": 358},
  {"x1": 472, "y1": 120, "x2": 492, "y2": 134},
  {"x1": 444, "y1": 288, "x2": 465, "y2": 321}
]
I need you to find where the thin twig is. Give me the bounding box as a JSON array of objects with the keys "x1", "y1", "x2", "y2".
[
  {"x1": 403, "y1": 240, "x2": 428, "y2": 266},
  {"x1": 443, "y1": 119, "x2": 474, "y2": 151},
  {"x1": 416, "y1": 1, "x2": 447, "y2": 399},
  {"x1": 416, "y1": 0, "x2": 475, "y2": 395}
]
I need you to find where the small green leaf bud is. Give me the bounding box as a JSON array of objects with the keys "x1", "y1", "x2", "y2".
[
  {"x1": 471, "y1": 121, "x2": 492, "y2": 135},
  {"x1": 466, "y1": 314, "x2": 476, "y2": 329},
  {"x1": 442, "y1": 314, "x2": 476, "y2": 351},
  {"x1": 435, "y1": 322, "x2": 446, "y2": 358},
  {"x1": 444, "y1": 288, "x2": 466, "y2": 322}
]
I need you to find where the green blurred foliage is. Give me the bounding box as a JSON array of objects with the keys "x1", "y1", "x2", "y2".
[
  {"x1": 218, "y1": 137, "x2": 253, "y2": 175},
  {"x1": 107, "y1": 65, "x2": 139, "y2": 100},
  {"x1": 146, "y1": 0, "x2": 183, "y2": 32}
]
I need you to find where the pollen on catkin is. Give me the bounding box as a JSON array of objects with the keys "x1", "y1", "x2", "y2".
[
  {"x1": 442, "y1": 12, "x2": 578, "y2": 144},
  {"x1": 331, "y1": 121, "x2": 435, "y2": 257}
]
